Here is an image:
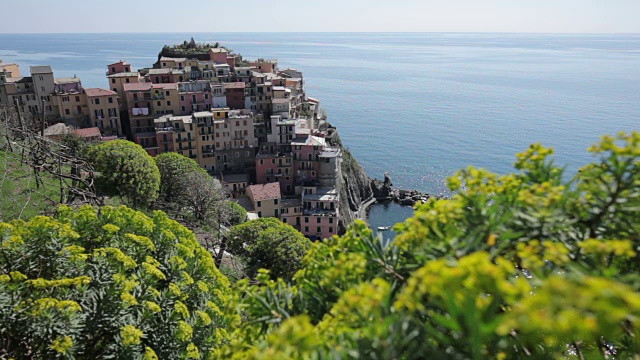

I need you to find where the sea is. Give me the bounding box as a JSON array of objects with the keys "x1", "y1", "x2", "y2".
[{"x1": 1, "y1": 33, "x2": 638, "y2": 237}]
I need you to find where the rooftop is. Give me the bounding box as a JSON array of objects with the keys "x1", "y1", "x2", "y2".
[
  {"x1": 55, "y1": 77, "x2": 81, "y2": 84},
  {"x1": 303, "y1": 187, "x2": 339, "y2": 201},
  {"x1": 292, "y1": 135, "x2": 326, "y2": 147},
  {"x1": 248, "y1": 182, "x2": 281, "y2": 201},
  {"x1": 71, "y1": 127, "x2": 102, "y2": 138},
  {"x1": 107, "y1": 72, "x2": 139, "y2": 78},
  {"x1": 224, "y1": 82, "x2": 245, "y2": 89},
  {"x1": 30, "y1": 66, "x2": 52, "y2": 74},
  {"x1": 85, "y1": 88, "x2": 117, "y2": 97},
  {"x1": 159, "y1": 56, "x2": 187, "y2": 62},
  {"x1": 193, "y1": 111, "x2": 213, "y2": 118},
  {"x1": 107, "y1": 60, "x2": 129, "y2": 66}
]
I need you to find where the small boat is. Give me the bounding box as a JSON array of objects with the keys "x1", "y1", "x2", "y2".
[{"x1": 377, "y1": 226, "x2": 391, "y2": 231}]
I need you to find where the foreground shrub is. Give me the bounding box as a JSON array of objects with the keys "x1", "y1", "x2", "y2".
[
  {"x1": 0, "y1": 205, "x2": 234, "y2": 359},
  {"x1": 223, "y1": 132, "x2": 640, "y2": 359}
]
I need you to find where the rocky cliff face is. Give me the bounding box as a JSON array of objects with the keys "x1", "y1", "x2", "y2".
[{"x1": 326, "y1": 126, "x2": 373, "y2": 233}]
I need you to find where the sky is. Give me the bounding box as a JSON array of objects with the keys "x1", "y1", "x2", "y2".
[{"x1": 1, "y1": 0, "x2": 639, "y2": 34}]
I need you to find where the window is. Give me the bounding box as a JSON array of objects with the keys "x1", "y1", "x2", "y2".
[
  {"x1": 282, "y1": 218, "x2": 287, "y2": 223},
  {"x1": 329, "y1": 227, "x2": 333, "y2": 233},
  {"x1": 329, "y1": 218, "x2": 334, "y2": 224},
  {"x1": 108, "y1": 97, "x2": 113, "y2": 104},
  {"x1": 113, "y1": 88, "x2": 118, "y2": 93},
  {"x1": 41, "y1": 86, "x2": 45, "y2": 92},
  {"x1": 181, "y1": 106, "x2": 186, "y2": 112},
  {"x1": 274, "y1": 199, "x2": 278, "y2": 205},
  {"x1": 157, "y1": 101, "x2": 161, "y2": 106},
  {"x1": 111, "y1": 67, "x2": 116, "y2": 73},
  {"x1": 305, "y1": 226, "x2": 309, "y2": 232},
  {"x1": 125, "y1": 78, "x2": 130, "y2": 83},
  {"x1": 167, "y1": 101, "x2": 171, "y2": 106},
  {"x1": 204, "y1": 94, "x2": 209, "y2": 100},
  {"x1": 304, "y1": 217, "x2": 309, "y2": 223},
  {"x1": 317, "y1": 218, "x2": 321, "y2": 223},
  {"x1": 257, "y1": 201, "x2": 261, "y2": 207},
  {"x1": 111, "y1": 79, "x2": 116, "y2": 84},
  {"x1": 259, "y1": 159, "x2": 263, "y2": 165},
  {"x1": 317, "y1": 227, "x2": 321, "y2": 233},
  {"x1": 65, "y1": 109, "x2": 70, "y2": 115},
  {"x1": 180, "y1": 95, "x2": 185, "y2": 101},
  {"x1": 95, "y1": 98, "x2": 100, "y2": 105}
]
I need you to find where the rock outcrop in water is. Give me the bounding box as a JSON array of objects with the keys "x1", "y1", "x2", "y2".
[{"x1": 371, "y1": 172, "x2": 395, "y2": 200}]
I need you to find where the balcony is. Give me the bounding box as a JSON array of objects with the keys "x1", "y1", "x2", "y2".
[{"x1": 175, "y1": 138, "x2": 192, "y2": 143}]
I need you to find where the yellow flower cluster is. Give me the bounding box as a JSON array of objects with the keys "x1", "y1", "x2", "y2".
[
  {"x1": 125, "y1": 233, "x2": 156, "y2": 251},
  {"x1": 120, "y1": 324, "x2": 144, "y2": 346},
  {"x1": 175, "y1": 300, "x2": 190, "y2": 319},
  {"x1": 27, "y1": 276, "x2": 91, "y2": 288},
  {"x1": 93, "y1": 247, "x2": 137, "y2": 269},
  {"x1": 176, "y1": 321, "x2": 193, "y2": 342},
  {"x1": 50, "y1": 335, "x2": 73, "y2": 354}
]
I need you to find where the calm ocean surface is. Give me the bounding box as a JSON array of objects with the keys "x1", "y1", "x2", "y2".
[{"x1": 1, "y1": 33, "x2": 638, "y2": 232}]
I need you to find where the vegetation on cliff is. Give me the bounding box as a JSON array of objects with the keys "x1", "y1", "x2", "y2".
[{"x1": 158, "y1": 38, "x2": 226, "y2": 61}]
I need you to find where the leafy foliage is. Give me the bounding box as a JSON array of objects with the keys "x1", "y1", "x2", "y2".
[
  {"x1": 226, "y1": 218, "x2": 311, "y2": 281},
  {"x1": 155, "y1": 152, "x2": 206, "y2": 203},
  {"x1": 88, "y1": 140, "x2": 160, "y2": 207},
  {"x1": 224, "y1": 201, "x2": 248, "y2": 227},
  {"x1": 0, "y1": 205, "x2": 235, "y2": 359},
  {"x1": 222, "y1": 132, "x2": 640, "y2": 359}
]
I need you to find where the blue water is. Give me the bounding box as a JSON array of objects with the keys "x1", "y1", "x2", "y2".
[{"x1": 1, "y1": 33, "x2": 638, "y2": 229}]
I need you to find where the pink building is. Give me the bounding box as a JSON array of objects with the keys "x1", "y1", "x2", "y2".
[
  {"x1": 256, "y1": 152, "x2": 295, "y2": 195},
  {"x1": 209, "y1": 48, "x2": 228, "y2": 64},
  {"x1": 107, "y1": 61, "x2": 132, "y2": 75},
  {"x1": 292, "y1": 135, "x2": 325, "y2": 185},
  {"x1": 179, "y1": 81, "x2": 212, "y2": 114}
]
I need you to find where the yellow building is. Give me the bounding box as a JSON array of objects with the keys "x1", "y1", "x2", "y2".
[{"x1": 86, "y1": 88, "x2": 122, "y2": 136}]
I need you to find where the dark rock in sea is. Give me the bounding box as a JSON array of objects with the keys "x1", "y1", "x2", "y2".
[{"x1": 371, "y1": 172, "x2": 395, "y2": 200}]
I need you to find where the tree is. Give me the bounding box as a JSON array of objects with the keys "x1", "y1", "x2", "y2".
[
  {"x1": 174, "y1": 171, "x2": 226, "y2": 223},
  {"x1": 88, "y1": 140, "x2": 160, "y2": 207},
  {"x1": 0, "y1": 205, "x2": 233, "y2": 359},
  {"x1": 226, "y1": 218, "x2": 311, "y2": 281},
  {"x1": 224, "y1": 201, "x2": 247, "y2": 227},
  {"x1": 220, "y1": 132, "x2": 640, "y2": 359},
  {"x1": 155, "y1": 152, "x2": 205, "y2": 203}
]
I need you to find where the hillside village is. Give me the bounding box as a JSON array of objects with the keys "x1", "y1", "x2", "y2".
[{"x1": 0, "y1": 41, "x2": 343, "y2": 240}]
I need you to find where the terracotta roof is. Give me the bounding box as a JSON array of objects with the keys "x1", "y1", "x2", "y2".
[
  {"x1": 224, "y1": 82, "x2": 245, "y2": 89},
  {"x1": 85, "y1": 88, "x2": 117, "y2": 97},
  {"x1": 71, "y1": 127, "x2": 101, "y2": 138},
  {"x1": 248, "y1": 182, "x2": 281, "y2": 201}
]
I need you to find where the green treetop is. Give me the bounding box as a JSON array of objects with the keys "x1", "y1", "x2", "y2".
[{"x1": 88, "y1": 140, "x2": 160, "y2": 208}]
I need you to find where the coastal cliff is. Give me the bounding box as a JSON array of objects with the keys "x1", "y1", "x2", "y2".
[{"x1": 325, "y1": 126, "x2": 374, "y2": 233}]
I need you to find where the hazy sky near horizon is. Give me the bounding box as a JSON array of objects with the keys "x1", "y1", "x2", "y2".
[{"x1": 1, "y1": 0, "x2": 638, "y2": 34}]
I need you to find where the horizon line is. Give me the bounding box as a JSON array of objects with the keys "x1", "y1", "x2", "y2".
[{"x1": 1, "y1": 31, "x2": 640, "y2": 36}]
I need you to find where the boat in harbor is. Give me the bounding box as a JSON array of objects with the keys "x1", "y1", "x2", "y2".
[{"x1": 377, "y1": 226, "x2": 391, "y2": 231}]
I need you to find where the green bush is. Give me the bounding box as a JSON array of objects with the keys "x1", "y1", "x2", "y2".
[
  {"x1": 88, "y1": 140, "x2": 160, "y2": 208},
  {"x1": 222, "y1": 132, "x2": 640, "y2": 359},
  {"x1": 226, "y1": 218, "x2": 311, "y2": 281},
  {"x1": 0, "y1": 205, "x2": 235, "y2": 359},
  {"x1": 155, "y1": 152, "x2": 206, "y2": 203}
]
